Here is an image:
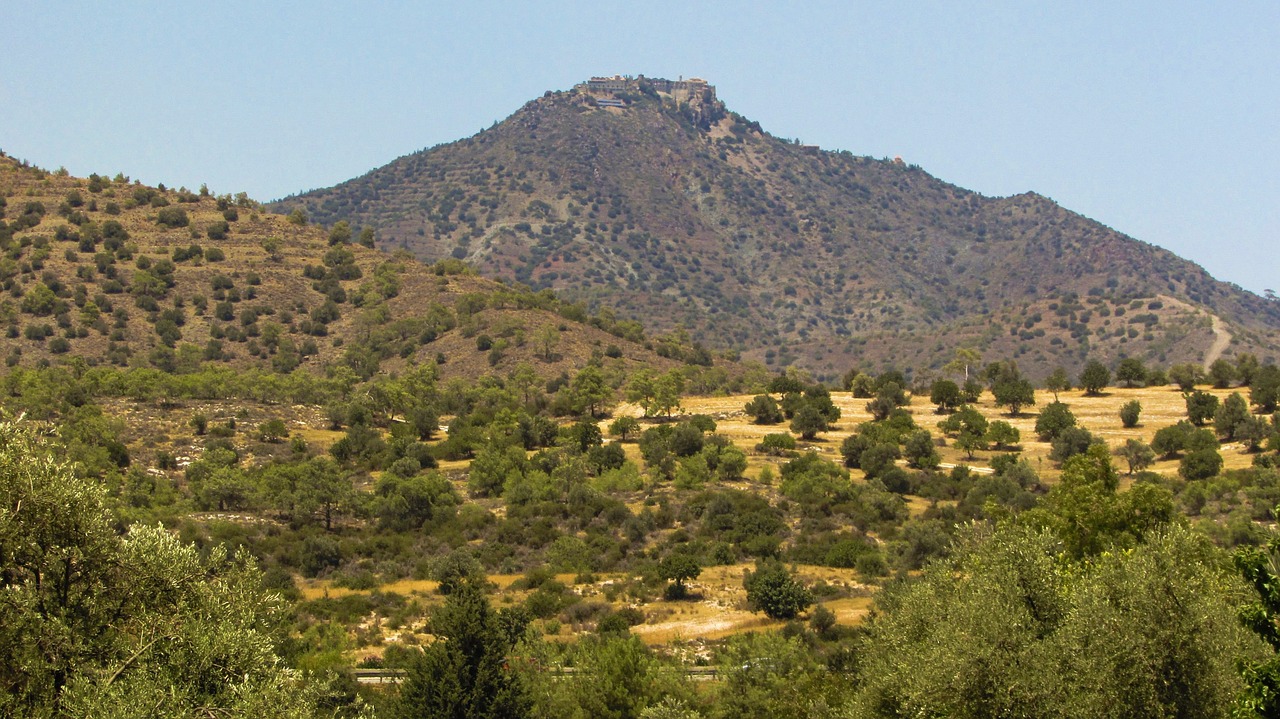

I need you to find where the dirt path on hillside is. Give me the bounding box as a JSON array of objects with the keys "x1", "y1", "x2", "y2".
[
  {"x1": 1152, "y1": 295, "x2": 1232, "y2": 370},
  {"x1": 1203, "y1": 313, "x2": 1233, "y2": 369}
]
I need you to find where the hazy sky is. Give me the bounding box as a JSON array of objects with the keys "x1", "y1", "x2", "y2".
[{"x1": 2, "y1": 2, "x2": 1276, "y2": 295}]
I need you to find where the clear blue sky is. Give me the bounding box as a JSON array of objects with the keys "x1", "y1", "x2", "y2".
[{"x1": 2, "y1": 1, "x2": 1276, "y2": 295}]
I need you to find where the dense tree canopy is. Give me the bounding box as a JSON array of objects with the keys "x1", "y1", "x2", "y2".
[
  {"x1": 854, "y1": 523, "x2": 1262, "y2": 719},
  {"x1": 0, "y1": 420, "x2": 326, "y2": 718}
]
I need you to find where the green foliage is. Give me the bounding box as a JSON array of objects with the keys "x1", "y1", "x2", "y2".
[
  {"x1": 1118, "y1": 438, "x2": 1156, "y2": 474},
  {"x1": 715, "y1": 632, "x2": 852, "y2": 717},
  {"x1": 984, "y1": 420, "x2": 1020, "y2": 450},
  {"x1": 257, "y1": 417, "x2": 288, "y2": 442},
  {"x1": 938, "y1": 404, "x2": 988, "y2": 439},
  {"x1": 658, "y1": 554, "x2": 701, "y2": 598},
  {"x1": 991, "y1": 374, "x2": 1035, "y2": 416},
  {"x1": 1146, "y1": 366, "x2": 1169, "y2": 387},
  {"x1": 954, "y1": 428, "x2": 986, "y2": 460},
  {"x1": 847, "y1": 371, "x2": 875, "y2": 398},
  {"x1": 859, "y1": 442, "x2": 902, "y2": 480},
  {"x1": 154, "y1": 206, "x2": 189, "y2": 228},
  {"x1": 1187, "y1": 390, "x2": 1221, "y2": 426},
  {"x1": 1237, "y1": 414, "x2": 1273, "y2": 452},
  {"x1": 206, "y1": 220, "x2": 229, "y2": 240},
  {"x1": 1236, "y1": 516, "x2": 1280, "y2": 717},
  {"x1": 328, "y1": 220, "x2": 352, "y2": 246},
  {"x1": 608, "y1": 416, "x2": 641, "y2": 441},
  {"x1": 1026, "y1": 444, "x2": 1175, "y2": 559},
  {"x1": 1079, "y1": 359, "x2": 1111, "y2": 395},
  {"x1": 1237, "y1": 353, "x2": 1263, "y2": 387},
  {"x1": 903, "y1": 429, "x2": 941, "y2": 470},
  {"x1": 854, "y1": 523, "x2": 1260, "y2": 718},
  {"x1": 743, "y1": 558, "x2": 813, "y2": 620},
  {"x1": 627, "y1": 369, "x2": 684, "y2": 419},
  {"x1": 0, "y1": 420, "x2": 324, "y2": 718},
  {"x1": 538, "y1": 634, "x2": 693, "y2": 719},
  {"x1": 757, "y1": 432, "x2": 797, "y2": 457},
  {"x1": 1209, "y1": 359, "x2": 1238, "y2": 389},
  {"x1": 1215, "y1": 392, "x2": 1252, "y2": 441},
  {"x1": 743, "y1": 394, "x2": 783, "y2": 424},
  {"x1": 788, "y1": 404, "x2": 828, "y2": 440},
  {"x1": 1044, "y1": 367, "x2": 1071, "y2": 399},
  {"x1": 780, "y1": 452, "x2": 851, "y2": 501},
  {"x1": 865, "y1": 381, "x2": 905, "y2": 422},
  {"x1": 469, "y1": 444, "x2": 530, "y2": 497},
  {"x1": 1181, "y1": 448, "x2": 1225, "y2": 482},
  {"x1": 1115, "y1": 357, "x2": 1147, "y2": 387},
  {"x1": 394, "y1": 579, "x2": 530, "y2": 719},
  {"x1": 1119, "y1": 399, "x2": 1142, "y2": 428},
  {"x1": 1253, "y1": 365, "x2": 1280, "y2": 413},
  {"x1": 1153, "y1": 420, "x2": 1195, "y2": 458},
  {"x1": 1170, "y1": 363, "x2": 1207, "y2": 392},
  {"x1": 1048, "y1": 425, "x2": 1101, "y2": 465},
  {"x1": 930, "y1": 378, "x2": 963, "y2": 413},
  {"x1": 373, "y1": 471, "x2": 458, "y2": 531}
]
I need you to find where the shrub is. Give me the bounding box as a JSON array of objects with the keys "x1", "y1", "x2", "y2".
[
  {"x1": 1049, "y1": 426, "x2": 1100, "y2": 464},
  {"x1": 1119, "y1": 400, "x2": 1142, "y2": 428},
  {"x1": 757, "y1": 433, "x2": 797, "y2": 457},
  {"x1": 1035, "y1": 402, "x2": 1076, "y2": 441},
  {"x1": 1180, "y1": 448, "x2": 1223, "y2": 481},
  {"x1": 745, "y1": 394, "x2": 784, "y2": 424},
  {"x1": 744, "y1": 559, "x2": 813, "y2": 620},
  {"x1": 155, "y1": 207, "x2": 189, "y2": 228},
  {"x1": 1186, "y1": 391, "x2": 1219, "y2": 426}
]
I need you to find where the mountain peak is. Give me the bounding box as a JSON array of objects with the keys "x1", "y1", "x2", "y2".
[{"x1": 269, "y1": 88, "x2": 1280, "y2": 381}]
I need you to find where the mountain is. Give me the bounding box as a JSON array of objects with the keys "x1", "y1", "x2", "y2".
[
  {"x1": 271, "y1": 76, "x2": 1280, "y2": 383},
  {"x1": 0, "y1": 153, "x2": 698, "y2": 384}
]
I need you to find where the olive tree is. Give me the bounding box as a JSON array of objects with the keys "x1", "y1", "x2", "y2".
[
  {"x1": 1079, "y1": 359, "x2": 1111, "y2": 395},
  {"x1": 0, "y1": 420, "x2": 324, "y2": 718},
  {"x1": 744, "y1": 559, "x2": 813, "y2": 620},
  {"x1": 658, "y1": 554, "x2": 702, "y2": 600},
  {"x1": 853, "y1": 523, "x2": 1261, "y2": 718}
]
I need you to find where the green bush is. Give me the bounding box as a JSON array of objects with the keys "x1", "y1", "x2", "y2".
[
  {"x1": 756, "y1": 432, "x2": 797, "y2": 456},
  {"x1": 1120, "y1": 400, "x2": 1142, "y2": 428},
  {"x1": 744, "y1": 559, "x2": 813, "y2": 619},
  {"x1": 155, "y1": 207, "x2": 189, "y2": 228}
]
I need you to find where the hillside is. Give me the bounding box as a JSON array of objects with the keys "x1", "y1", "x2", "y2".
[
  {"x1": 272, "y1": 76, "x2": 1280, "y2": 382},
  {"x1": 0, "y1": 154, "x2": 703, "y2": 383}
]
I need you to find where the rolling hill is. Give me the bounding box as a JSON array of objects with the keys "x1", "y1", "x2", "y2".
[
  {"x1": 0, "y1": 153, "x2": 702, "y2": 384},
  {"x1": 271, "y1": 76, "x2": 1280, "y2": 382}
]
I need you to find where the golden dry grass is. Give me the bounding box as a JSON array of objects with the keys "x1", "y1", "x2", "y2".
[
  {"x1": 674, "y1": 384, "x2": 1262, "y2": 486},
  {"x1": 301, "y1": 563, "x2": 870, "y2": 650}
]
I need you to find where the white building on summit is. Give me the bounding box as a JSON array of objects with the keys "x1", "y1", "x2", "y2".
[{"x1": 578, "y1": 75, "x2": 716, "y2": 105}]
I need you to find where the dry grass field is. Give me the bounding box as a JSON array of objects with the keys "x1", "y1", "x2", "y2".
[
  {"x1": 300, "y1": 562, "x2": 870, "y2": 656},
  {"x1": 650, "y1": 384, "x2": 1262, "y2": 488},
  {"x1": 288, "y1": 381, "x2": 1265, "y2": 659}
]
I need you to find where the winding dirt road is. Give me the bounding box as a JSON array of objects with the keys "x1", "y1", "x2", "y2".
[{"x1": 1203, "y1": 313, "x2": 1233, "y2": 370}]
